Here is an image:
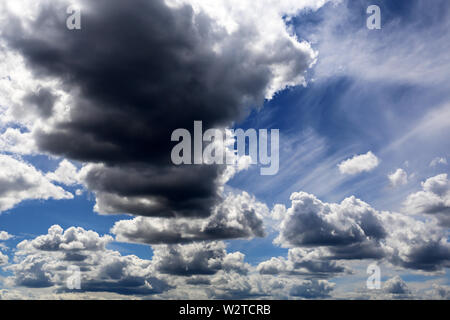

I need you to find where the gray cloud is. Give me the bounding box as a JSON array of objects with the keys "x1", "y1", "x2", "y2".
[
  {"x1": 383, "y1": 276, "x2": 410, "y2": 295},
  {"x1": 274, "y1": 192, "x2": 386, "y2": 260},
  {"x1": 22, "y1": 87, "x2": 57, "y2": 118},
  {"x1": 111, "y1": 192, "x2": 266, "y2": 244},
  {"x1": 152, "y1": 241, "x2": 249, "y2": 276},
  {"x1": 289, "y1": 279, "x2": 335, "y2": 299},
  {"x1": 274, "y1": 191, "x2": 450, "y2": 272},
  {"x1": 257, "y1": 248, "x2": 349, "y2": 278}
]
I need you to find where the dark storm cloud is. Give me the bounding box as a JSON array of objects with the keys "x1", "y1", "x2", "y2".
[
  {"x1": 1, "y1": 0, "x2": 290, "y2": 218},
  {"x1": 83, "y1": 164, "x2": 222, "y2": 218}
]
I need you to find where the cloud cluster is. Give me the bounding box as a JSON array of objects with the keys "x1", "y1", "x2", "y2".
[
  {"x1": 0, "y1": 0, "x2": 448, "y2": 300},
  {"x1": 273, "y1": 190, "x2": 450, "y2": 272},
  {"x1": 205, "y1": 272, "x2": 336, "y2": 300},
  {"x1": 382, "y1": 211, "x2": 450, "y2": 271},
  {"x1": 5, "y1": 225, "x2": 171, "y2": 295},
  {"x1": 1, "y1": 224, "x2": 341, "y2": 299}
]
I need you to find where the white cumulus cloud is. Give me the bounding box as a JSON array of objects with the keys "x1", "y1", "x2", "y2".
[
  {"x1": 338, "y1": 151, "x2": 379, "y2": 175},
  {"x1": 0, "y1": 231, "x2": 13, "y2": 240},
  {"x1": 0, "y1": 154, "x2": 73, "y2": 213},
  {"x1": 388, "y1": 168, "x2": 408, "y2": 187}
]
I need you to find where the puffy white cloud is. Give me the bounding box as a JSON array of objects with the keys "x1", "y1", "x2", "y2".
[
  {"x1": 0, "y1": 231, "x2": 13, "y2": 240},
  {"x1": 403, "y1": 174, "x2": 450, "y2": 227},
  {"x1": 388, "y1": 168, "x2": 408, "y2": 187},
  {"x1": 0, "y1": 154, "x2": 73, "y2": 212},
  {"x1": 46, "y1": 159, "x2": 80, "y2": 186},
  {"x1": 0, "y1": 128, "x2": 37, "y2": 155},
  {"x1": 112, "y1": 191, "x2": 267, "y2": 244},
  {"x1": 17, "y1": 225, "x2": 112, "y2": 253},
  {"x1": 338, "y1": 151, "x2": 379, "y2": 175}
]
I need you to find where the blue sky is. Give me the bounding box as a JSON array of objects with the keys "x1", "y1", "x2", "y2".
[{"x1": 0, "y1": 0, "x2": 449, "y2": 299}]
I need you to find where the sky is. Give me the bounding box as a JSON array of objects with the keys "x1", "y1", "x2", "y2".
[{"x1": 0, "y1": 0, "x2": 449, "y2": 300}]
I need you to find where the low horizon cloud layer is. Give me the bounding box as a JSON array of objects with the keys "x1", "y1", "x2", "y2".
[{"x1": 0, "y1": 0, "x2": 449, "y2": 300}]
